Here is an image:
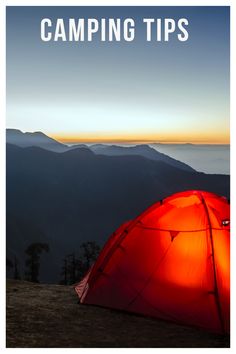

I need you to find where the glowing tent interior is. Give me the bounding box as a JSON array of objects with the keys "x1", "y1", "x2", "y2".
[{"x1": 75, "y1": 190, "x2": 230, "y2": 333}]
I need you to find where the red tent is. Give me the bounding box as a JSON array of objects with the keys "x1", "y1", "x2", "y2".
[{"x1": 75, "y1": 190, "x2": 230, "y2": 333}]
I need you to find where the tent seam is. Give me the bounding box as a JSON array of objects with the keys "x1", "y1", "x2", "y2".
[{"x1": 200, "y1": 192, "x2": 225, "y2": 334}]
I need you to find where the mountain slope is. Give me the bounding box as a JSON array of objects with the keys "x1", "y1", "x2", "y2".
[
  {"x1": 90, "y1": 144, "x2": 195, "y2": 172},
  {"x1": 6, "y1": 144, "x2": 229, "y2": 283},
  {"x1": 6, "y1": 129, "x2": 88, "y2": 153},
  {"x1": 7, "y1": 129, "x2": 195, "y2": 172}
]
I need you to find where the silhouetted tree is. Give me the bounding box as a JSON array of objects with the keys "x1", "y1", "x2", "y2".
[
  {"x1": 80, "y1": 241, "x2": 100, "y2": 269},
  {"x1": 75, "y1": 257, "x2": 87, "y2": 281},
  {"x1": 25, "y1": 243, "x2": 49, "y2": 283},
  {"x1": 59, "y1": 241, "x2": 100, "y2": 285},
  {"x1": 60, "y1": 254, "x2": 85, "y2": 285}
]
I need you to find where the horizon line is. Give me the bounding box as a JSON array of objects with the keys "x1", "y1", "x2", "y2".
[
  {"x1": 53, "y1": 136, "x2": 230, "y2": 145},
  {"x1": 6, "y1": 128, "x2": 230, "y2": 145}
]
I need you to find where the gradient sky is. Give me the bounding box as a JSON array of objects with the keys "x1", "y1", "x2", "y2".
[{"x1": 6, "y1": 6, "x2": 230, "y2": 143}]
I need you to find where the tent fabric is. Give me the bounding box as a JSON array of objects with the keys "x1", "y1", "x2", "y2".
[{"x1": 75, "y1": 190, "x2": 230, "y2": 333}]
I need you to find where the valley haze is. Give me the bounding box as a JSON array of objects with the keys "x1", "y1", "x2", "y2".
[{"x1": 7, "y1": 129, "x2": 230, "y2": 174}]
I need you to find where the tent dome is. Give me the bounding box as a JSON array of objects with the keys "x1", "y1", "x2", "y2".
[{"x1": 75, "y1": 190, "x2": 230, "y2": 333}]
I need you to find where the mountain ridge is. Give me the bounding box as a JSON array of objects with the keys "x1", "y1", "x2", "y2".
[
  {"x1": 6, "y1": 143, "x2": 229, "y2": 282},
  {"x1": 6, "y1": 129, "x2": 196, "y2": 172},
  {"x1": 90, "y1": 143, "x2": 195, "y2": 172}
]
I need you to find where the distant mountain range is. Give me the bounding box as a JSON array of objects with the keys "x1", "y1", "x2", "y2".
[
  {"x1": 6, "y1": 129, "x2": 76, "y2": 152},
  {"x1": 6, "y1": 130, "x2": 230, "y2": 283},
  {"x1": 90, "y1": 144, "x2": 195, "y2": 172},
  {"x1": 6, "y1": 129, "x2": 194, "y2": 172}
]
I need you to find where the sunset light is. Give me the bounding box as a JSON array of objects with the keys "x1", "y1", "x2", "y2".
[{"x1": 53, "y1": 132, "x2": 229, "y2": 145}]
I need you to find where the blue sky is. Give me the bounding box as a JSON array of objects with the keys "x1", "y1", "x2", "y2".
[{"x1": 6, "y1": 6, "x2": 230, "y2": 143}]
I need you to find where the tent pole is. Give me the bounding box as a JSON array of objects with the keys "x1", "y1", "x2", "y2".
[{"x1": 201, "y1": 194, "x2": 225, "y2": 334}]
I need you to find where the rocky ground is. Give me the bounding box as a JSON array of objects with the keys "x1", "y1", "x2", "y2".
[{"x1": 6, "y1": 279, "x2": 230, "y2": 348}]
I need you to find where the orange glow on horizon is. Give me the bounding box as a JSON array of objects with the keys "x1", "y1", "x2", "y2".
[{"x1": 50, "y1": 132, "x2": 229, "y2": 145}]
